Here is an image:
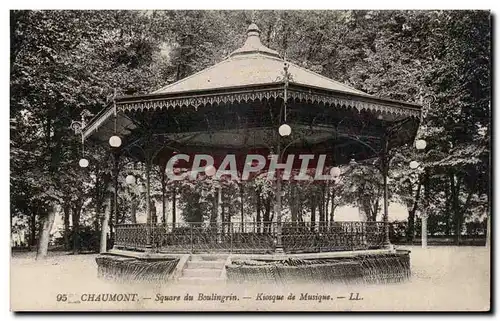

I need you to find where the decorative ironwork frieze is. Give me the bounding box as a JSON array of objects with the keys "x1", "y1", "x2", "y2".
[
  {"x1": 117, "y1": 89, "x2": 421, "y2": 118},
  {"x1": 83, "y1": 87, "x2": 421, "y2": 141}
]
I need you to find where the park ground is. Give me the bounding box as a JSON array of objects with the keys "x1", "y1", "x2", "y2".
[{"x1": 10, "y1": 246, "x2": 490, "y2": 311}]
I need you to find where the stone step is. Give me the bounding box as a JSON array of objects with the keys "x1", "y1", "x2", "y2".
[
  {"x1": 190, "y1": 255, "x2": 228, "y2": 262},
  {"x1": 186, "y1": 260, "x2": 226, "y2": 269},
  {"x1": 182, "y1": 268, "x2": 222, "y2": 278}
]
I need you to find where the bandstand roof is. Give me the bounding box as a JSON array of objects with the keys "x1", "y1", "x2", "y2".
[
  {"x1": 151, "y1": 24, "x2": 365, "y2": 96},
  {"x1": 82, "y1": 23, "x2": 422, "y2": 164}
]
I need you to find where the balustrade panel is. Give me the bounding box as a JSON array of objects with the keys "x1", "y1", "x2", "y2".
[
  {"x1": 115, "y1": 221, "x2": 386, "y2": 253},
  {"x1": 114, "y1": 224, "x2": 149, "y2": 249}
]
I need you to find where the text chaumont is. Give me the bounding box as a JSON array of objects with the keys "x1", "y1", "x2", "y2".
[{"x1": 81, "y1": 293, "x2": 139, "y2": 302}]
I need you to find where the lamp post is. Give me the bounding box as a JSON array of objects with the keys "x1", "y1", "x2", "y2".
[
  {"x1": 274, "y1": 137, "x2": 284, "y2": 254},
  {"x1": 109, "y1": 99, "x2": 122, "y2": 243},
  {"x1": 273, "y1": 60, "x2": 292, "y2": 254},
  {"x1": 381, "y1": 138, "x2": 391, "y2": 249},
  {"x1": 412, "y1": 139, "x2": 428, "y2": 248}
]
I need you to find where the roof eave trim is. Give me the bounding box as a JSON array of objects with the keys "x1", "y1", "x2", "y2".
[
  {"x1": 83, "y1": 86, "x2": 422, "y2": 141},
  {"x1": 117, "y1": 87, "x2": 422, "y2": 118},
  {"x1": 82, "y1": 104, "x2": 115, "y2": 140}
]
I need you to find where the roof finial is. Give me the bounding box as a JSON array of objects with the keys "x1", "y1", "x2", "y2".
[
  {"x1": 229, "y1": 23, "x2": 280, "y2": 58},
  {"x1": 247, "y1": 23, "x2": 260, "y2": 38}
]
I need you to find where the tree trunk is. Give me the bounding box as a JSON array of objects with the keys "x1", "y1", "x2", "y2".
[
  {"x1": 130, "y1": 198, "x2": 137, "y2": 224},
  {"x1": 290, "y1": 184, "x2": 297, "y2": 223},
  {"x1": 444, "y1": 176, "x2": 451, "y2": 235},
  {"x1": 36, "y1": 204, "x2": 56, "y2": 260},
  {"x1": 325, "y1": 184, "x2": 330, "y2": 226},
  {"x1": 210, "y1": 188, "x2": 219, "y2": 227},
  {"x1": 361, "y1": 199, "x2": 372, "y2": 221},
  {"x1": 93, "y1": 212, "x2": 100, "y2": 236},
  {"x1": 311, "y1": 202, "x2": 316, "y2": 231},
  {"x1": 172, "y1": 187, "x2": 177, "y2": 227},
  {"x1": 256, "y1": 188, "x2": 262, "y2": 233},
  {"x1": 372, "y1": 198, "x2": 379, "y2": 222},
  {"x1": 151, "y1": 201, "x2": 157, "y2": 225},
  {"x1": 451, "y1": 174, "x2": 460, "y2": 245},
  {"x1": 221, "y1": 189, "x2": 225, "y2": 222},
  {"x1": 63, "y1": 204, "x2": 71, "y2": 250},
  {"x1": 100, "y1": 197, "x2": 111, "y2": 253},
  {"x1": 319, "y1": 185, "x2": 325, "y2": 231},
  {"x1": 30, "y1": 208, "x2": 37, "y2": 247},
  {"x1": 330, "y1": 188, "x2": 336, "y2": 222},
  {"x1": 109, "y1": 193, "x2": 114, "y2": 241},
  {"x1": 407, "y1": 179, "x2": 422, "y2": 243},
  {"x1": 263, "y1": 196, "x2": 271, "y2": 233},
  {"x1": 221, "y1": 190, "x2": 226, "y2": 235},
  {"x1": 239, "y1": 183, "x2": 244, "y2": 232},
  {"x1": 457, "y1": 188, "x2": 475, "y2": 245},
  {"x1": 161, "y1": 187, "x2": 166, "y2": 225},
  {"x1": 226, "y1": 191, "x2": 231, "y2": 226},
  {"x1": 421, "y1": 170, "x2": 430, "y2": 248},
  {"x1": 449, "y1": 172, "x2": 463, "y2": 245},
  {"x1": 421, "y1": 211, "x2": 428, "y2": 248},
  {"x1": 72, "y1": 204, "x2": 82, "y2": 254},
  {"x1": 486, "y1": 212, "x2": 491, "y2": 248}
]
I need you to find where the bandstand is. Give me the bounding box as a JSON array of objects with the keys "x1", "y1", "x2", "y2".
[{"x1": 83, "y1": 24, "x2": 422, "y2": 283}]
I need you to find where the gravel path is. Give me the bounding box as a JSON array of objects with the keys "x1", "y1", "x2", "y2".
[{"x1": 10, "y1": 246, "x2": 490, "y2": 311}]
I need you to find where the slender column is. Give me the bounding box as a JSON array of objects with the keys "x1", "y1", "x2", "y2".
[
  {"x1": 160, "y1": 162, "x2": 167, "y2": 226},
  {"x1": 275, "y1": 139, "x2": 284, "y2": 254},
  {"x1": 382, "y1": 137, "x2": 391, "y2": 248},
  {"x1": 172, "y1": 187, "x2": 177, "y2": 228},
  {"x1": 421, "y1": 170, "x2": 429, "y2": 249},
  {"x1": 111, "y1": 151, "x2": 119, "y2": 243},
  {"x1": 275, "y1": 172, "x2": 283, "y2": 252},
  {"x1": 145, "y1": 159, "x2": 152, "y2": 249}
]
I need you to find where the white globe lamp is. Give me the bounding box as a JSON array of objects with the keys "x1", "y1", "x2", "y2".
[
  {"x1": 415, "y1": 139, "x2": 427, "y2": 150},
  {"x1": 330, "y1": 167, "x2": 341, "y2": 178},
  {"x1": 109, "y1": 135, "x2": 122, "y2": 148},
  {"x1": 205, "y1": 165, "x2": 216, "y2": 177},
  {"x1": 409, "y1": 160, "x2": 420, "y2": 169},
  {"x1": 125, "y1": 175, "x2": 136, "y2": 185},
  {"x1": 278, "y1": 124, "x2": 291, "y2": 137},
  {"x1": 79, "y1": 158, "x2": 89, "y2": 168}
]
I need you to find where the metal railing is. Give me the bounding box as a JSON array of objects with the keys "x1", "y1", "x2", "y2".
[
  {"x1": 114, "y1": 223, "x2": 149, "y2": 249},
  {"x1": 114, "y1": 221, "x2": 386, "y2": 254},
  {"x1": 282, "y1": 221, "x2": 385, "y2": 253}
]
